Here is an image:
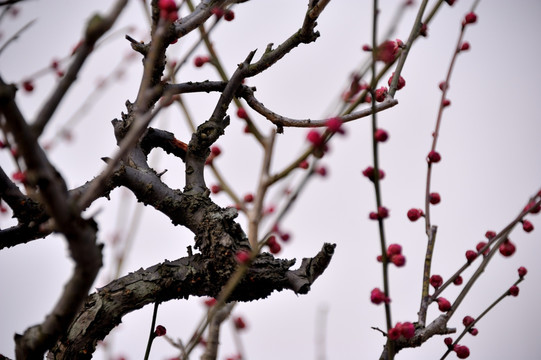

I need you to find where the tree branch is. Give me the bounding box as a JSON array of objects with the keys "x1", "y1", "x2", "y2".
[
  {"x1": 31, "y1": 0, "x2": 128, "y2": 136},
  {"x1": 0, "y1": 76, "x2": 102, "y2": 360},
  {"x1": 48, "y1": 243, "x2": 336, "y2": 359}
]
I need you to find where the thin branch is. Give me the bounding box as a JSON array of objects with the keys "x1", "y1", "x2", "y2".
[
  {"x1": 248, "y1": 130, "x2": 275, "y2": 249},
  {"x1": 201, "y1": 303, "x2": 235, "y2": 360},
  {"x1": 418, "y1": 13, "x2": 469, "y2": 327},
  {"x1": 440, "y1": 276, "x2": 524, "y2": 360},
  {"x1": 369, "y1": 1, "x2": 393, "y2": 359},
  {"x1": 0, "y1": 19, "x2": 35, "y2": 56},
  {"x1": 143, "y1": 302, "x2": 160, "y2": 360},
  {"x1": 388, "y1": 0, "x2": 430, "y2": 97},
  {"x1": 31, "y1": 0, "x2": 128, "y2": 136},
  {"x1": 165, "y1": 81, "x2": 399, "y2": 128},
  {"x1": 243, "y1": 87, "x2": 398, "y2": 128},
  {"x1": 430, "y1": 197, "x2": 541, "y2": 306}
]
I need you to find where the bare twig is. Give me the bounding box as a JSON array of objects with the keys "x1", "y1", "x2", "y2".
[
  {"x1": 31, "y1": 0, "x2": 128, "y2": 136},
  {"x1": 418, "y1": 1, "x2": 480, "y2": 326},
  {"x1": 0, "y1": 19, "x2": 35, "y2": 56},
  {"x1": 201, "y1": 303, "x2": 235, "y2": 360}
]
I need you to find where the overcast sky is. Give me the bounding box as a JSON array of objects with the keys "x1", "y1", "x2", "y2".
[{"x1": 1, "y1": 1, "x2": 541, "y2": 359}]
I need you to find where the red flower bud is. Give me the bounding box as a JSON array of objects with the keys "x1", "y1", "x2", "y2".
[
  {"x1": 509, "y1": 285, "x2": 519, "y2": 297},
  {"x1": 444, "y1": 337, "x2": 453, "y2": 347},
  {"x1": 429, "y1": 192, "x2": 441, "y2": 205},
  {"x1": 362, "y1": 166, "x2": 385, "y2": 181},
  {"x1": 522, "y1": 220, "x2": 534, "y2": 233},
  {"x1": 476, "y1": 241, "x2": 489, "y2": 256},
  {"x1": 194, "y1": 56, "x2": 210, "y2": 67},
  {"x1": 499, "y1": 239, "x2": 516, "y2": 257},
  {"x1": 407, "y1": 208, "x2": 423, "y2": 221},
  {"x1": 436, "y1": 297, "x2": 451, "y2": 312},
  {"x1": 306, "y1": 129, "x2": 323, "y2": 147},
  {"x1": 465, "y1": 250, "x2": 477, "y2": 263},
  {"x1": 268, "y1": 241, "x2": 281, "y2": 254},
  {"x1": 427, "y1": 150, "x2": 441, "y2": 163},
  {"x1": 369, "y1": 212, "x2": 379, "y2": 220},
  {"x1": 387, "y1": 244, "x2": 402, "y2": 257},
  {"x1": 460, "y1": 42, "x2": 470, "y2": 51},
  {"x1": 280, "y1": 232, "x2": 291, "y2": 242},
  {"x1": 454, "y1": 344, "x2": 470, "y2": 359},
  {"x1": 453, "y1": 276, "x2": 463, "y2": 285},
  {"x1": 211, "y1": 7, "x2": 224, "y2": 18},
  {"x1": 375, "y1": 87, "x2": 388, "y2": 102},
  {"x1": 326, "y1": 117, "x2": 345, "y2": 134},
  {"x1": 399, "y1": 322, "x2": 415, "y2": 339},
  {"x1": 22, "y1": 80, "x2": 34, "y2": 92},
  {"x1": 430, "y1": 274, "x2": 443, "y2": 289},
  {"x1": 224, "y1": 9, "x2": 234, "y2": 21},
  {"x1": 299, "y1": 160, "x2": 309, "y2": 169},
  {"x1": 237, "y1": 108, "x2": 248, "y2": 119},
  {"x1": 235, "y1": 250, "x2": 251, "y2": 264},
  {"x1": 391, "y1": 254, "x2": 406, "y2": 267},
  {"x1": 387, "y1": 72, "x2": 406, "y2": 90},
  {"x1": 376, "y1": 41, "x2": 398, "y2": 64},
  {"x1": 464, "y1": 12, "x2": 477, "y2": 25},
  {"x1": 462, "y1": 315, "x2": 475, "y2": 327},
  {"x1": 375, "y1": 129, "x2": 389, "y2": 142},
  {"x1": 370, "y1": 288, "x2": 389, "y2": 305},
  {"x1": 388, "y1": 326, "x2": 401, "y2": 340},
  {"x1": 154, "y1": 325, "x2": 167, "y2": 337},
  {"x1": 378, "y1": 206, "x2": 389, "y2": 219},
  {"x1": 210, "y1": 145, "x2": 221, "y2": 157},
  {"x1": 233, "y1": 316, "x2": 246, "y2": 330},
  {"x1": 158, "y1": 0, "x2": 178, "y2": 21},
  {"x1": 524, "y1": 201, "x2": 541, "y2": 214},
  {"x1": 316, "y1": 166, "x2": 328, "y2": 177},
  {"x1": 438, "y1": 81, "x2": 448, "y2": 91},
  {"x1": 518, "y1": 266, "x2": 527, "y2": 278},
  {"x1": 12, "y1": 170, "x2": 26, "y2": 183}
]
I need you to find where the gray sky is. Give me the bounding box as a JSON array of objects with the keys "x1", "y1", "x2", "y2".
[{"x1": 1, "y1": 1, "x2": 541, "y2": 359}]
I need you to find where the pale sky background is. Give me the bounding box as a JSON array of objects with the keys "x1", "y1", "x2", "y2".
[{"x1": 1, "y1": 1, "x2": 541, "y2": 359}]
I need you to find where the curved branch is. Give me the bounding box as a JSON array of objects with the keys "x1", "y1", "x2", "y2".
[
  {"x1": 244, "y1": 88, "x2": 399, "y2": 128},
  {"x1": 48, "y1": 243, "x2": 335, "y2": 359},
  {"x1": 164, "y1": 81, "x2": 399, "y2": 128}
]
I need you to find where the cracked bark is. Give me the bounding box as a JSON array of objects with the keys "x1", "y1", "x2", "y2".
[{"x1": 47, "y1": 243, "x2": 335, "y2": 359}]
